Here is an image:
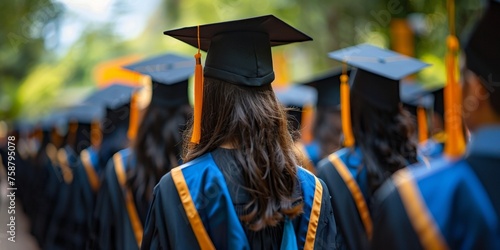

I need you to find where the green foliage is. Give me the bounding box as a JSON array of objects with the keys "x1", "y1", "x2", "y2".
[
  {"x1": 0, "y1": 0, "x2": 487, "y2": 122},
  {"x1": 0, "y1": 0, "x2": 63, "y2": 120}
]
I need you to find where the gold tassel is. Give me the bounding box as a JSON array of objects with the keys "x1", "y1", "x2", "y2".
[
  {"x1": 416, "y1": 106, "x2": 428, "y2": 143},
  {"x1": 91, "y1": 119, "x2": 102, "y2": 149},
  {"x1": 127, "y1": 92, "x2": 140, "y2": 141},
  {"x1": 443, "y1": 0, "x2": 466, "y2": 157},
  {"x1": 191, "y1": 25, "x2": 204, "y2": 144},
  {"x1": 341, "y1": 62, "x2": 355, "y2": 147},
  {"x1": 301, "y1": 103, "x2": 315, "y2": 144}
]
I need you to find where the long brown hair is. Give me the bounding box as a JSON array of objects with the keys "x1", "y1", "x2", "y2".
[
  {"x1": 350, "y1": 90, "x2": 418, "y2": 194},
  {"x1": 129, "y1": 104, "x2": 191, "y2": 218},
  {"x1": 183, "y1": 77, "x2": 303, "y2": 231}
]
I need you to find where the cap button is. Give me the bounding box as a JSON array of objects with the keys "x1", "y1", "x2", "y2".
[{"x1": 378, "y1": 57, "x2": 386, "y2": 63}]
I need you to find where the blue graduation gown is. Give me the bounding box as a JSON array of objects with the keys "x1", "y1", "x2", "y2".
[
  {"x1": 141, "y1": 149, "x2": 337, "y2": 250},
  {"x1": 372, "y1": 126, "x2": 500, "y2": 249}
]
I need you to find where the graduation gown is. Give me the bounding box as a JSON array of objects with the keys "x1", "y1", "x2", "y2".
[
  {"x1": 371, "y1": 127, "x2": 500, "y2": 249},
  {"x1": 91, "y1": 148, "x2": 142, "y2": 250},
  {"x1": 315, "y1": 147, "x2": 428, "y2": 250},
  {"x1": 49, "y1": 146, "x2": 101, "y2": 249},
  {"x1": 32, "y1": 143, "x2": 67, "y2": 246},
  {"x1": 44, "y1": 146, "x2": 81, "y2": 249},
  {"x1": 142, "y1": 148, "x2": 337, "y2": 250}
]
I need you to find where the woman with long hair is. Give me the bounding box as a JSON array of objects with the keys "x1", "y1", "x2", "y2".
[
  {"x1": 316, "y1": 44, "x2": 429, "y2": 249},
  {"x1": 141, "y1": 15, "x2": 336, "y2": 250},
  {"x1": 90, "y1": 54, "x2": 194, "y2": 250}
]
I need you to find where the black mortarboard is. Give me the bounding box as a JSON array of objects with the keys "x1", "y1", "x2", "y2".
[
  {"x1": 400, "y1": 82, "x2": 434, "y2": 110},
  {"x1": 328, "y1": 44, "x2": 430, "y2": 111},
  {"x1": 302, "y1": 68, "x2": 348, "y2": 108},
  {"x1": 164, "y1": 15, "x2": 312, "y2": 87},
  {"x1": 275, "y1": 85, "x2": 317, "y2": 131},
  {"x1": 464, "y1": 0, "x2": 500, "y2": 86},
  {"x1": 39, "y1": 112, "x2": 67, "y2": 132},
  {"x1": 63, "y1": 104, "x2": 105, "y2": 124},
  {"x1": 83, "y1": 84, "x2": 138, "y2": 110},
  {"x1": 123, "y1": 53, "x2": 194, "y2": 107}
]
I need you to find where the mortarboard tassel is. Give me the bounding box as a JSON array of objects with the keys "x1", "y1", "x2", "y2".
[
  {"x1": 443, "y1": 0, "x2": 466, "y2": 158},
  {"x1": 341, "y1": 62, "x2": 355, "y2": 147},
  {"x1": 416, "y1": 106, "x2": 428, "y2": 143},
  {"x1": 191, "y1": 25, "x2": 204, "y2": 144},
  {"x1": 91, "y1": 119, "x2": 102, "y2": 149},
  {"x1": 127, "y1": 92, "x2": 140, "y2": 141},
  {"x1": 301, "y1": 103, "x2": 315, "y2": 144}
]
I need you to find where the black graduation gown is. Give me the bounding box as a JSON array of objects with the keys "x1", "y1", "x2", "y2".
[
  {"x1": 371, "y1": 128, "x2": 500, "y2": 249},
  {"x1": 90, "y1": 148, "x2": 141, "y2": 250},
  {"x1": 44, "y1": 146, "x2": 80, "y2": 249},
  {"x1": 141, "y1": 148, "x2": 338, "y2": 250}
]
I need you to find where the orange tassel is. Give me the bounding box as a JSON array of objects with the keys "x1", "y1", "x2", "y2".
[
  {"x1": 301, "y1": 103, "x2": 315, "y2": 144},
  {"x1": 127, "y1": 92, "x2": 140, "y2": 141},
  {"x1": 341, "y1": 63, "x2": 355, "y2": 147},
  {"x1": 191, "y1": 25, "x2": 204, "y2": 144},
  {"x1": 443, "y1": 0, "x2": 466, "y2": 158},
  {"x1": 416, "y1": 106, "x2": 428, "y2": 143},
  {"x1": 91, "y1": 119, "x2": 102, "y2": 149}
]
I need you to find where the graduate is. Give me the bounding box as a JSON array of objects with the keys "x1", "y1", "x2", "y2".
[
  {"x1": 141, "y1": 15, "x2": 337, "y2": 250},
  {"x1": 43, "y1": 104, "x2": 104, "y2": 249},
  {"x1": 303, "y1": 69, "x2": 346, "y2": 163},
  {"x1": 315, "y1": 44, "x2": 429, "y2": 250},
  {"x1": 371, "y1": 1, "x2": 500, "y2": 249},
  {"x1": 275, "y1": 84, "x2": 318, "y2": 174},
  {"x1": 31, "y1": 112, "x2": 68, "y2": 247},
  {"x1": 416, "y1": 86, "x2": 447, "y2": 159},
  {"x1": 56, "y1": 83, "x2": 136, "y2": 248},
  {"x1": 91, "y1": 53, "x2": 194, "y2": 250}
]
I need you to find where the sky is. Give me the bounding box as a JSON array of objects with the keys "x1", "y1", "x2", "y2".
[{"x1": 53, "y1": 0, "x2": 161, "y2": 53}]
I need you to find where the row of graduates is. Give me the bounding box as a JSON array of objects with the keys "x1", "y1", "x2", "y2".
[{"x1": 1, "y1": 1, "x2": 499, "y2": 249}]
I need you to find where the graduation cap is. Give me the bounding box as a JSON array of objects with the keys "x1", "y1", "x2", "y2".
[
  {"x1": 328, "y1": 44, "x2": 430, "y2": 111},
  {"x1": 164, "y1": 15, "x2": 312, "y2": 87},
  {"x1": 83, "y1": 84, "x2": 138, "y2": 110},
  {"x1": 164, "y1": 15, "x2": 312, "y2": 143},
  {"x1": 39, "y1": 112, "x2": 67, "y2": 133},
  {"x1": 275, "y1": 85, "x2": 317, "y2": 126},
  {"x1": 464, "y1": 0, "x2": 500, "y2": 87},
  {"x1": 62, "y1": 104, "x2": 105, "y2": 124},
  {"x1": 275, "y1": 85, "x2": 317, "y2": 142},
  {"x1": 400, "y1": 82, "x2": 435, "y2": 111},
  {"x1": 123, "y1": 53, "x2": 194, "y2": 107},
  {"x1": 302, "y1": 68, "x2": 348, "y2": 108}
]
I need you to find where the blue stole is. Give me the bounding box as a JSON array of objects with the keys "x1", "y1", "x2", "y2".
[{"x1": 171, "y1": 153, "x2": 322, "y2": 250}]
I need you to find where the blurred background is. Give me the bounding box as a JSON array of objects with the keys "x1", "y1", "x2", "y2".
[{"x1": 0, "y1": 0, "x2": 485, "y2": 124}]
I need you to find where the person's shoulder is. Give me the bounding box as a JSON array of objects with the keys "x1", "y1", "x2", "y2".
[
  {"x1": 155, "y1": 152, "x2": 219, "y2": 189},
  {"x1": 407, "y1": 156, "x2": 469, "y2": 184},
  {"x1": 316, "y1": 147, "x2": 350, "y2": 170},
  {"x1": 115, "y1": 147, "x2": 132, "y2": 159},
  {"x1": 375, "y1": 156, "x2": 467, "y2": 204}
]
